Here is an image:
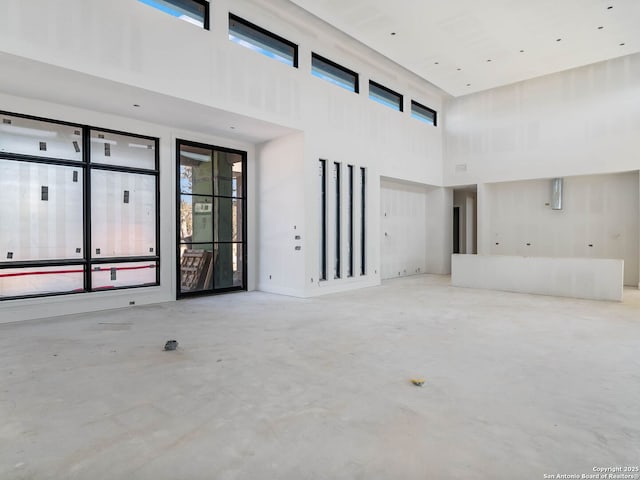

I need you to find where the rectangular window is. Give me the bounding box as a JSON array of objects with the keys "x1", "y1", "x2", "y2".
[
  {"x1": 138, "y1": 0, "x2": 209, "y2": 29},
  {"x1": 311, "y1": 53, "x2": 358, "y2": 93},
  {"x1": 0, "y1": 111, "x2": 159, "y2": 301},
  {"x1": 0, "y1": 264, "x2": 85, "y2": 298},
  {"x1": 411, "y1": 100, "x2": 437, "y2": 126},
  {"x1": 347, "y1": 165, "x2": 354, "y2": 277},
  {"x1": 360, "y1": 167, "x2": 366, "y2": 276},
  {"x1": 90, "y1": 130, "x2": 156, "y2": 170},
  {"x1": 229, "y1": 14, "x2": 298, "y2": 67},
  {"x1": 91, "y1": 170, "x2": 157, "y2": 258},
  {"x1": 369, "y1": 81, "x2": 403, "y2": 111},
  {"x1": 0, "y1": 160, "x2": 84, "y2": 262},
  {"x1": 334, "y1": 162, "x2": 341, "y2": 279},
  {"x1": 92, "y1": 261, "x2": 158, "y2": 290},
  {"x1": 319, "y1": 160, "x2": 327, "y2": 281},
  {"x1": 0, "y1": 114, "x2": 83, "y2": 162}
]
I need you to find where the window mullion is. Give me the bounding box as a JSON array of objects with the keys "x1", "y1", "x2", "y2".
[{"x1": 83, "y1": 126, "x2": 91, "y2": 292}]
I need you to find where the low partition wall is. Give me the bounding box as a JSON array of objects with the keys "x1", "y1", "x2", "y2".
[{"x1": 451, "y1": 254, "x2": 624, "y2": 302}]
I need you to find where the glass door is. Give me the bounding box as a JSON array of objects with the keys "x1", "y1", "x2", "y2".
[{"x1": 177, "y1": 140, "x2": 246, "y2": 297}]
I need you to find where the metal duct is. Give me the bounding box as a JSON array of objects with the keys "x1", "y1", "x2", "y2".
[{"x1": 551, "y1": 178, "x2": 563, "y2": 210}]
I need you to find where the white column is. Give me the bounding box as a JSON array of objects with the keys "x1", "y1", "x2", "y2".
[
  {"x1": 425, "y1": 187, "x2": 453, "y2": 274},
  {"x1": 465, "y1": 193, "x2": 475, "y2": 254},
  {"x1": 476, "y1": 183, "x2": 491, "y2": 255}
]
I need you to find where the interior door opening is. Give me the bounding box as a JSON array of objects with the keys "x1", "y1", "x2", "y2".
[
  {"x1": 453, "y1": 206, "x2": 460, "y2": 254},
  {"x1": 452, "y1": 188, "x2": 477, "y2": 254},
  {"x1": 176, "y1": 140, "x2": 247, "y2": 298}
]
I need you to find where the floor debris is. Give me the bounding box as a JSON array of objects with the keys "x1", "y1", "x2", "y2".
[
  {"x1": 411, "y1": 378, "x2": 425, "y2": 387},
  {"x1": 164, "y1": 340, "x2": 178, "y2": 351}
]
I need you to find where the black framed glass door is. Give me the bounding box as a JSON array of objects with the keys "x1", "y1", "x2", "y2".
[{"x1": 176, "y1": 140, "x2": 247, "y2": 297}]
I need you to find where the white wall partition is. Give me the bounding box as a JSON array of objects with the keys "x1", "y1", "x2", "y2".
[
  {"x1": 424, "y1": 187, "x2": 453, "y2": 275},
  {"x1": 452, "y1": 254, "x2": 624, "y2": 302},
  {"x1": 256, "y1": 132, "x2": 306, "y2": 297},
  {"x1": 483, "y1": 172, "x2": 639, "y2": 286}
]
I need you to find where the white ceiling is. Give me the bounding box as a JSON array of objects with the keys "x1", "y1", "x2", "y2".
[{"x1": 288, "y1": 0, "x2": 640, "y2": 96}]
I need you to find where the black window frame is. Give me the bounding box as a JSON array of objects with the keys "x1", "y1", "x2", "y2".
[
  {"x1": 319, "y1": 159, "x2": 327, "y2": 282},
  {"x1": 411, "y1": 100, "x2": 437, "y2": 126},
  {"x1": 369, "y1": 80, "x2": 403, "y2": 112},
  {"x1": 176, "y1": 139, "x2": 248, "y2": 298},
  {"x1": 347, "y1": 164, "x2": 354, "y2": 277},
  {"x1": 311, "y1": 53, "x2": 359, "y2": 93},
  {"x1": 228, "y1": 13, "x2": 299, "y2": 68},
  {"x1": 360, "y1": 167, "x2": 366, "y2": 276},
  {"x1": 0, "y1": 111, "x2": 160, "y2": 302},
  {"x1": 334, "y1": 162, "x2": 341, "y2": 279},
  {"x1": 139, "y1": 0, "x2": 210, "y2": 30}
]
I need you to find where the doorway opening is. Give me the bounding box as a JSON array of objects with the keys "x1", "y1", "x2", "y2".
[
  {"x1": 176, "y1": 140, "x2": 247, "y2": 297},
  {"x1": 453, "y1": 206, "x2": 460, "y2": 254},
  {"x1": 453, "y1": 187, "x2": 477, "y2": 255}
]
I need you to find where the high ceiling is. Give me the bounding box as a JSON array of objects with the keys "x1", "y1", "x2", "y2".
[{"x1": 288, "y1": 0, "x2": 640, "y2": 97}]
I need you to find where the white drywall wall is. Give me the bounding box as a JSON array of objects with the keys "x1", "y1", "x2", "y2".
[
  {"x1": 484, "y1": 172, "x2": 639, "y2": 286},
  {"x1": 380, "y1": 179, "x2": 453, "y2": 279},
  {"x1": 425, "y1": 187, "x2": 453, "y2": 275},
  {"x1": 445, "y1": 52, "x2": 640, "y2": 186},
  {"x1": 380, "y1": 180, "x2": 428, "y2": 279},
  {"x1": 452, "y1": 254, "x2": 624, "y2": 302},
  {"x1": 465, "y1": 195, "x2": 476, "y2": 254},
  {"x1": 256, "y1": 132, "x2": 306, "y2": 296}
]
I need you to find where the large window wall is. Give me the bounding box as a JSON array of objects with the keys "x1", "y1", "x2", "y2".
[{"x1": 0, "y1": 112, "x2": 159, "y2": 300}]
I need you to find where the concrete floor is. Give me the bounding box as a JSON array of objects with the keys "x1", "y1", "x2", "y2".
[{"x1": 1, "y1": 275, "x2": 639, "y2": 480}]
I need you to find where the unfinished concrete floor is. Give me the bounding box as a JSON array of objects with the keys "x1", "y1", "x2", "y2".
[{"x1": 1, "y1": 275, "x2": 639, "y2": 479}]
